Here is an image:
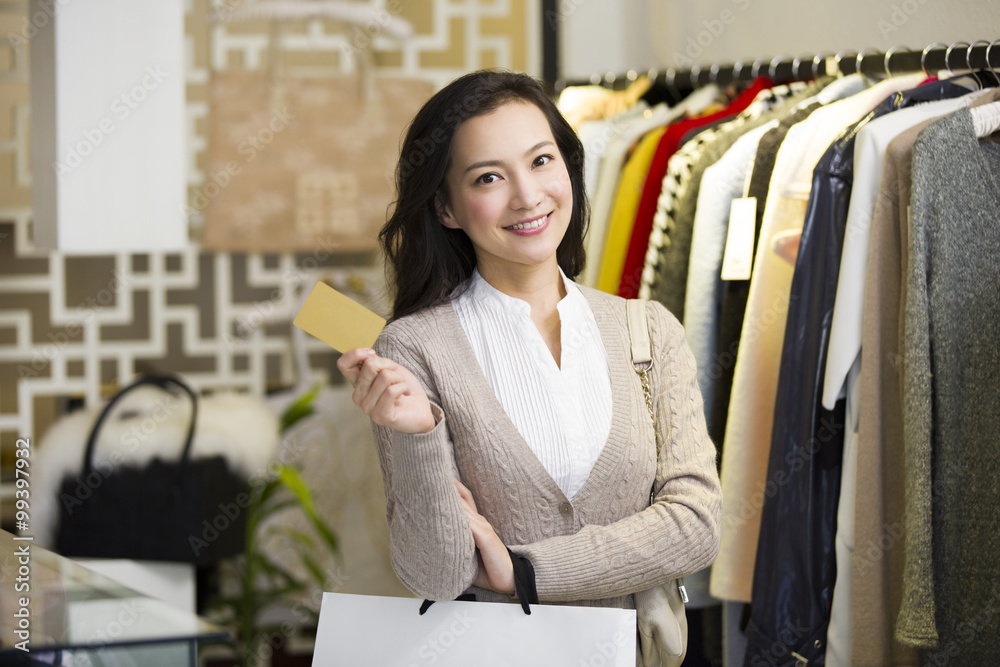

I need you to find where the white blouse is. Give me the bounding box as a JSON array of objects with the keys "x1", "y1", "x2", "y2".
[{"x1": 451, "y1": 269, "x2": 613, "y2": 500}]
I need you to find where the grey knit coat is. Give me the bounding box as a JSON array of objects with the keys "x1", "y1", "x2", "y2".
[{"x1": 902, "y1": 107, "x2": 1000, "y2": 662}]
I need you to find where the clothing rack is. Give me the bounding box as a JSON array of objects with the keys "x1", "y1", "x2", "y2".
[{"x1": 556, "y1": 40, "x2": 1000, "y2": 93}]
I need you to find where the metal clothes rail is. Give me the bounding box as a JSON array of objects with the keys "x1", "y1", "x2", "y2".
[{"x1": 557, "y1": 39, "x2": 1000, "y2": 93}]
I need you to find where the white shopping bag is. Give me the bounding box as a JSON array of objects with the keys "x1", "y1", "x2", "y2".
[{"x1": 312, "y1": 592, "x2": 637, "y2": 666}]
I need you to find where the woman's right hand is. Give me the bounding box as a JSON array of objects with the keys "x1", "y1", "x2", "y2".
[{"x1": 336, "y1": 348, "x2": 436, "y2": 434}]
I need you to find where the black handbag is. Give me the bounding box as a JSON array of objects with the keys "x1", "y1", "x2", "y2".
[{"x1": 55, "y1": 375, "x2": 249, "y2": 566}]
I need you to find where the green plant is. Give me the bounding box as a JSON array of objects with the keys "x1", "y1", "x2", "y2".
[{"x1": 211, "y1": 384, "x2": 340, "y2": 666}]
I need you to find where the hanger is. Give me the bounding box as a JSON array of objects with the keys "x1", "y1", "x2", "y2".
[
  {"x1": 944, "y1": 41, "x2": 970, "y2": 77},
  {"x1": 967, "y1": 40, "x2": 991, "y2": 89},
  {"x1": 769, "y1": 54, "x2": 791, "y2": 81},
  {"x1": 791, "y1": 53, "x2": 811, "y2": 81},
  {"x1": 943, "y1": 41, "x2": 977, "y2": 92},
  {"x1": 732, "y1": 59, "x2": 745, "y2": 86},
  {"x1": 921, "y1": 42, "x2": 947, "y2": 77},
  {"x1": 211, "y1": 0, "x2": 415, "y2": 40},
  {"x1": 696, "y1": 65, "x2": 710, "y2": 88},
  {"x1": 664, "y1": 67, "x2": 684, "y2": 100},
  {"x1": 970, "y1": 101, "x2": 1000, "y2": 137},
  {"x1": 639, "y1": 66, "x2": 685, "y2": 107},
  {"x1": 988, "y1": 39, "x2": 1000, "y2": 86},
  {"x1": 634, "y1": 67, "x2": 684, "y2": 107},
  {"x1": 855, "y1": 47, "x2": 881, "y2": 84},
  {"x1": 884, "y1": 45, "x2": 909, "y2": 78},
  {"x1": 812, "y1": 52, "x2": 834, "y2": 78},
  {"x1": 939, "y1": 39, "x2": 1000, "y2": 136},
  {"x1": 834, "y1": 50, "x2": 855, "y2": 78}
]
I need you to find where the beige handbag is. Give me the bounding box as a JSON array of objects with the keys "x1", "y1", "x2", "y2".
[{"x1": 626, "y1": 299, "x2": 689, "y2": 667}]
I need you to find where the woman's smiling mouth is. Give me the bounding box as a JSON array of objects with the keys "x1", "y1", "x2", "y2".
[{"x1": 504, "y1": 212, "x2": 551, "y2": 233}]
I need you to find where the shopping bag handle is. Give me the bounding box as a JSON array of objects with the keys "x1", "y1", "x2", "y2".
[
  {"x1": 81, "y1": 375, "x2": 199, "y2": 480},
  {"x1": 418, "y1": 548, "x2": 537, "y2": 615},
  {"x1": 418, "y1": 593, "x2": 476, "y2": 615},
  {"x1": 508, "y1": 547, "x2": 538, "y2": 614}
]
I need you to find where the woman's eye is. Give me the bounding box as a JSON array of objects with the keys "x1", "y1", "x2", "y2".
[
  {"x1": 475, "y1": 173, "x2": 499, "y2": 185},
  {"x1": 533, "y1": 154, "x2": 555, "y2": 168}
]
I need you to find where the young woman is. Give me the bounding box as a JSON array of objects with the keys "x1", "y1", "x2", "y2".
[{"x1": 337, "y1": 69, "x2": 721, "y2": 629}]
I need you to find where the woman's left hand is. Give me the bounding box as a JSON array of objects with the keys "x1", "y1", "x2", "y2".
[{"x1": 454, "y1": 479, "x2": 515, "y2": 596}]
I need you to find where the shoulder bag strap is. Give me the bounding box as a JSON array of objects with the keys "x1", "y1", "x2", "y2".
[
  {"x1": 627, "y1": 299, "x2": 688, "y2": 604},
  {"x1": 626, "y1": 299, "x2": 656, "y2": 455}
]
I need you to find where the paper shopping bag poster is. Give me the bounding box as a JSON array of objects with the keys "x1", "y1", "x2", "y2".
[{"x1": 202, "y1": 74, "x2": 432, "y2": 253}]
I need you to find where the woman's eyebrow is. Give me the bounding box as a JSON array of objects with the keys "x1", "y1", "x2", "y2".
[{"x1": 463, "y1": 140, "x2": 555, "y2": 174}]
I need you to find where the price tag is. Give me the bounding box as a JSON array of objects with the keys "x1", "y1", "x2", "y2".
[{"x1": 721, "y1": 197, "x2": 757, "y2": 281}]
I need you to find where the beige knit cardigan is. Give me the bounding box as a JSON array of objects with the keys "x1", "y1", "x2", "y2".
[{"x1": 371, "y1": 284, "x2": 722, "y2": 608}]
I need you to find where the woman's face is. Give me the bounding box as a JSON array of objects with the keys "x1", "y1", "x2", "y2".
[{"x1": 437, "y1": 101, "x2": 573, "y2": 282}]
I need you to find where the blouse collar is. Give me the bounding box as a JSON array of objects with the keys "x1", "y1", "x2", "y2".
[{"x1": 462, "y1": 267, "x2": 588, "y2": 322}]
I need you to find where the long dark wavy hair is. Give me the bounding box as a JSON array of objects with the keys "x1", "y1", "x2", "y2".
[{"x1": 379, "y1": 69, "x2": 589, "y2": 322}]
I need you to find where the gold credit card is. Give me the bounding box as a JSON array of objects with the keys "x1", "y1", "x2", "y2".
[{"x1": 293, "y1": 281, "x2": 386, "y2": 353}]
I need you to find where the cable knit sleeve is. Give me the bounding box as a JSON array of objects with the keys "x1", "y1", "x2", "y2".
[
  {"x1": 370, "y1": 326, "x2": 479, "y2": 601},
  {"x1": 509, "y1": 300, "x2": 722, "y2": 602}
]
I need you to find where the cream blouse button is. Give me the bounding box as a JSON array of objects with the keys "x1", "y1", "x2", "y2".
[{"x1": 558, "y1": 502, "x2": 572, "y2": 517}]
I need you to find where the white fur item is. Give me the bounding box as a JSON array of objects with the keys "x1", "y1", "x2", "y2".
[{"x1": 32, "y1": 385, "x2": 280, "y2": 548}]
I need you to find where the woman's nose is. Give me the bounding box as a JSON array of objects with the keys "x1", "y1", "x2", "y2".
[{"x1": 510, "y1": 174, "x2": 543, "y2": 210}]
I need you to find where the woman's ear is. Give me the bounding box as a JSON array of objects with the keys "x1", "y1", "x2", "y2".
[{"x1": 435, "y1": 193, "x2": 460, "y2": 230}]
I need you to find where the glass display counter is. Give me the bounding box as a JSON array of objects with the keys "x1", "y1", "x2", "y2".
[{"x1": 0, "y1": 529, "x2": 230, "y2": 666}]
